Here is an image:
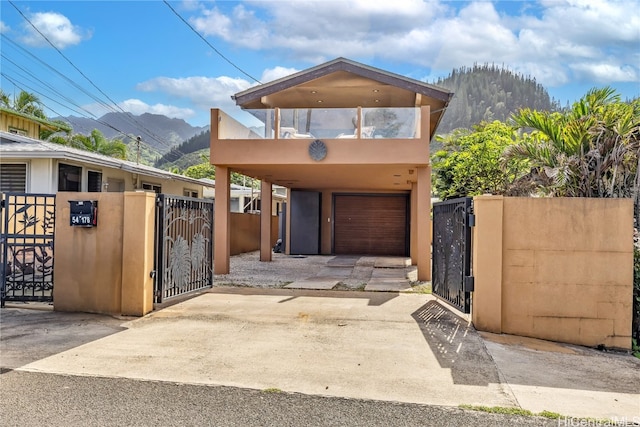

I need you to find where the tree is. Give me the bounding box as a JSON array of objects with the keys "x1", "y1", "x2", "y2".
[
  {"x1": 67, "y1": 129, "x2": 128, "y2": 159},
  {"x1": 431, "y1": 121, "x2": 528, "y2": 199},
  {"x1": 504, "y1": 87, "x2": 639, "y2": 201}
]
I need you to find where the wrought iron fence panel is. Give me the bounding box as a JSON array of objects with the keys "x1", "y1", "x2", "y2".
[
  {"x1": 432, "y1": 197, "x2": 472, "y2": 313},
  {"x1": 1, "y1": 193, "x2": 56, "y2": 306},
  {"x1": 154, "y1": 194, "x2": 213, "y2": 303}
]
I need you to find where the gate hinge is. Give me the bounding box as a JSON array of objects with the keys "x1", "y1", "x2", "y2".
[
  {"x1": 467, "y1": 213, "x2": 476, "y2": 227},
  {"x1": 463, "y1": 276, "x2": 475, "y2": 292}
]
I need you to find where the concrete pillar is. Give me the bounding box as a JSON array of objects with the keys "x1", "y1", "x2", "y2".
[
  {"x1": 121, "y1": 191, "x2": 155, "y2": 316},
  {"x1": 416, "y1": 167, "x2": 431, "y2": 281},
  {"x1": 260, "y1": 180, "x2": 272, "y2": 262},
  {"x1": 214, "y1": 166, "x2": 231, "y2": 274},
  {"x1": 410, "y1": 182, "x2": 418, "y2": 266}
]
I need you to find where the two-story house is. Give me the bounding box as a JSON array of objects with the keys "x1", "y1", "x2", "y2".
[{"x1": 210, "y1": 58, "x2": 453, "y2": 280}]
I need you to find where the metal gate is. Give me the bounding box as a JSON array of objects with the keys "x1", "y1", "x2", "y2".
[
  {"x1": 432, "y1": 197, "x2": 474, "y2": 313},
  {"x1": 1, "y1": 193, "x2": 56, "y2": 307},
  {"x1": 154, "y1": 194, "x2": 214, "y2": 303}
]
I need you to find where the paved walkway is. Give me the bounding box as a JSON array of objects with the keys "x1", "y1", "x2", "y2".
[{"x1": 284, "y1": 255, "x2": 414, "y2": 291}]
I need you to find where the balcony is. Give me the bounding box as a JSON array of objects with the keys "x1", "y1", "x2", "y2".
[{"x1": 217, "y1": 107, "x2": 422, "y2": 140}]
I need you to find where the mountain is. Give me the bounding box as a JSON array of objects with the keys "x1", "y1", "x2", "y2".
[
  {"x1": 433, "y1": 63, "x2": 560, "y2": 134},
  {"x1": 155, "y1": 130, "x2": 211, "y2": 168},
  {"x1": 57, "y1": 112, "x2": 208, "y2": 153}
]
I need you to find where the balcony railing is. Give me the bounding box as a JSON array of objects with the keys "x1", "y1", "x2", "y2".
[{"x1": 217, "y1": 107, "x2": 421, "y2": 140}]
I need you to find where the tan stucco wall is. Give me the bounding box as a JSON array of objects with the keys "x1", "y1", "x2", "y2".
[
  {"x1": 53, "y1": 192, "x2": 155, "y2": 316},
  {"x1": 229, "y1": 213, "x2": 279, "y2": 256},
  {"x1": 472, "y1": 196, "x2": 633, "y2": 349}
]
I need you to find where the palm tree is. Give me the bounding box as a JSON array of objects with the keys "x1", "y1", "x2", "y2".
[
  {"x1": 504, "y1": 87, "x2": 639, "y2": 199},
  {"x1": 10, "y1": 90, "x2": 46, "y2": 119},
  {"x1": 70, "y1": 129, "x2": 128, "y2": 159}
]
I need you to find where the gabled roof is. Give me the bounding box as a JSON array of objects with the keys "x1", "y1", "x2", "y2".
[
  {"x1": 0, "y1": 131, "x2": 209, "y2": 187},
  {"x1": 231, "y1": 57, "x2": 453, "y2": 136},
  {"x1": 0, "y1": 107, "x2": 72, "y2": 133}
]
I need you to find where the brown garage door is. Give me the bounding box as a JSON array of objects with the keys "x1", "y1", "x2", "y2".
[{"x1": 333, "y1": 194, "x2": 408, "y2": 256}]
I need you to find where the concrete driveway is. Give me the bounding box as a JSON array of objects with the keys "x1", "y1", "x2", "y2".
[{"x1": 2, "y1": 286, "x2": 639, "y2": 422}]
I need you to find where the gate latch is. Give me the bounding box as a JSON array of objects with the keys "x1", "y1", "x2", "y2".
[{"x1": 463, "y1": 276, "x2": 475, "y2": 292}]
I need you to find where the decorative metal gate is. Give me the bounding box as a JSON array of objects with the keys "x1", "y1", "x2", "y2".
[
  {"x1": 432, "y1": 197, "x2": 474, "y2": 313},
  {"x1": 1, "y1": 193, "x2": 56, "y2": 307},
  {"x1": 154, "y1": 194, "x2": 214, "y2": 303}
]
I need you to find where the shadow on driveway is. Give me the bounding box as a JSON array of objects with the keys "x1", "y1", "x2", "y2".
[
  {"x1": 0, "y1": 304, "x2": 128, "y2": 372},
  {"x1": 412, "y1": 300, "x2": 501, "y2": 386}
]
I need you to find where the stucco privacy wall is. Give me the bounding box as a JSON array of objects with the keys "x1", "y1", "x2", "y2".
[
  {"x1": 472, "y1": 196, "x2": 633, "y2": 349},
  {"x1": 229, "y1": 213, "x2": 279, "y2": 256},
  {"x1": 53, "y1": 192, "x2": 155, "y2": 316}
]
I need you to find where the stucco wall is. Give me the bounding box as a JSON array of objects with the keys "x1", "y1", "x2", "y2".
[
  {"x1": 53, "y1": 192, "x2": 155, "y2": 316},
  {"x1": 472, "y1": 196, "x2": 633, "y2": 349},
  {"x1": 229, "y1": 213, "x2": 279, "y2": 255}
]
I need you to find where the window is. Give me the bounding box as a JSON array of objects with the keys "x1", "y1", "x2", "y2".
[
  {"x1": 142, "y1": 182, "x2": 161, "y2": 193},
  {"x1": 183, "y1": 189, "x2": 198, "y2": 198},
  {"x1": 8, "y1": 127, "x2": 27, "y2": 136},
  {"x1": 58, "y1": 163, "x2": 81, "y2": 191},
  {"x1": 0, "y1": 163, "x2": 27, "y2": 192},
  {"x1": 88, "y1": 171, "x2": 103, "y2": 192}
]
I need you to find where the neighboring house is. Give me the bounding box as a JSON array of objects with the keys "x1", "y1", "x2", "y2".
[
  {"x1": 201, "y1": 178, "x2": 287, "y2": 215},
  {"x1": 0, "y1": 131, "x2": 208, "y2": 197},
  {"x1": 211, "y1": 57, "x2": 453, "y2": 280},
  {"x1": 1, "y1": 107, "x2": 71, "y2": 139}
]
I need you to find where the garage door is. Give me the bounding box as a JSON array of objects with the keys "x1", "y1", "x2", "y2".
[{"x1": 333, "y1": 194, "x2": 408, "y2": 256}]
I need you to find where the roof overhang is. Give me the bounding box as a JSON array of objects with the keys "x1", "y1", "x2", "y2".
[{"x1": 232, "y1": 58, "x2": 453, "y2": 137}]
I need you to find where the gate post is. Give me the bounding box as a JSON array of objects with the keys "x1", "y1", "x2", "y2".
[
  {"x1": 121, "y1": 191, "x2": 155, "y2": 316},
  {"x1": 471, "y1": 196, "x2": 504, "y2": 332},
  {"x1": 214, "y1": 166, "x2": 231, "y2": 274}
]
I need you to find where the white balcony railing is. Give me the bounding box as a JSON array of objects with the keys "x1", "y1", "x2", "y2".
[{"x1": 217, "y1": 107, "x2": 420, "y2": 140}]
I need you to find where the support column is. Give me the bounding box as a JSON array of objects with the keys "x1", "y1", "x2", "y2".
[
  {"x1": 410, "y1": 182, "x2": 418, "y2": 265},
  {"x1": 417, "y1": 167, "x2": 431, "y2": 281},
  {"x1": 260, "y1": 180, "x2": 272, "y2": 262},
  {"x1": 214, "y1": 166, "x2": 231, "y2": 274}
]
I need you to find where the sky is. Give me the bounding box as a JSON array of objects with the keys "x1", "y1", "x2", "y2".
[{"x1": 1, "y1": 0, "x2": 639, "y2": 130}]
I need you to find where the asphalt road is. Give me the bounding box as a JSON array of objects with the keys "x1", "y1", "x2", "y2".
[{"x1": 1, "y1": 370, "x2": 557, "y2": 427}]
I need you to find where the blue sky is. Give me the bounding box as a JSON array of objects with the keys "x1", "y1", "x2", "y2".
[{"x1": 1, "y1": 0, "x2": 639, "y2": 128}]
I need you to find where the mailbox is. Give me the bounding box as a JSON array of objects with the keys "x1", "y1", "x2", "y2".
[{"x1": 69, "y1": 200, "x2": 98, "y2": 227}]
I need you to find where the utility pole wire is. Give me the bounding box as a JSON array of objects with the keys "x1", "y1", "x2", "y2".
[{"x1": 163, "y1": 0, "x2": 262, "y2": 84}]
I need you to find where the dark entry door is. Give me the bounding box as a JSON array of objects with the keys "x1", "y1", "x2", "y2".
[
  {"x1": 290, "y1": 190, "x2": 321, "y2": 255},
  {"x1": 333, "y1": 194, "x2": 408, "y2": 256},
  {"x1": 432, "y1": 197, "x2": 473, "y2": 313}
]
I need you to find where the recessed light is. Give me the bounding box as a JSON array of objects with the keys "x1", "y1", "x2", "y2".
[
  {"x1": 373, "y1": 89, "x2": 379, "y2": 93},
  {"x1": 375, "y1": 99, "x2": 380, "y2": 103},
  {"x1": 311, "y1": 90, "x2": 317, "y2": 94},
  {"x1": 317, "y1": 100, "x2": 323, "y2": 103}
]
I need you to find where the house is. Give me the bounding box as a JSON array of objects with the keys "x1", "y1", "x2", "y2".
[
  {"x1": 0, "y1": 131, "x2": 209, "y2": 197},
  {"x1": 210, "y1": 57, "x2": 453, "y2": 280},
  {"x1": 201, "y1": 178, "x2": 287, "y2": 215},
  {"x1": 1, "y1": 106, "x2": 71, "y2": 139}
]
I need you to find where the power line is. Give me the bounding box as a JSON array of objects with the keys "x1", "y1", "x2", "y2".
[
  {"x1": 162, "y1": 0, "x2": 262, "y2": 84},
  {"x1": 6, "y1": 2, "x2": 188, "y2": 154}
]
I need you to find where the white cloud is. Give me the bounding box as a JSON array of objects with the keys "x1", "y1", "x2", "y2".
[
  {"x1": 260, "y1": 66, "x2": 298, "y2": 83},
  {"x1": 0, "y1": 21, "x2": 10, "y2": 33},
  {"x1": 188, "y1": 0, "x2": 639, "y2": 88},
  {"x1": 20, "y1": 12, "x2": 90, "y2": 48},
  {"x1": 118, "y1": 99, "x2": 196, "y2": 120},
  {"x1": 136, "y1": 75, "x2": 252, "y2": 111}
]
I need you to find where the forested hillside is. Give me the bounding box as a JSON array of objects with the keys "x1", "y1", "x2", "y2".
[
  {"x1": 155, "y1": 130, "x2": 210, "y2": 168},
  {"x1": 434, "y1": 64, "x2": 560, "y2": 133}
]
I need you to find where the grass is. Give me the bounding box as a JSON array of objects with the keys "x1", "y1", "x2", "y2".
[
  {"x1": 262, "y1": 388, "x2": 283, "y2": 393},
  {"x1": 459, "y1": 405, "x2": 616, "y2": 424},
  {"x1": 408, "y1": 282, "x2": 432, "y2": 294}
]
